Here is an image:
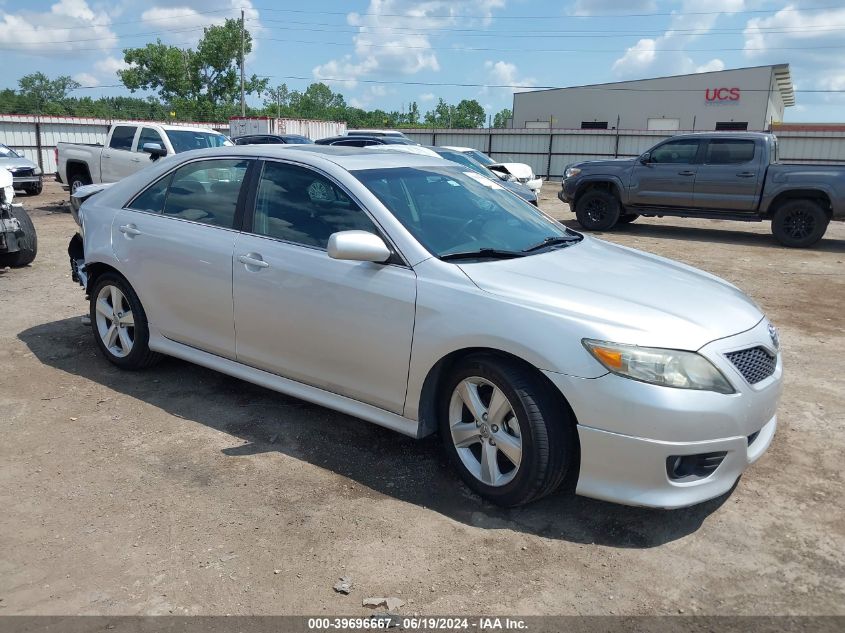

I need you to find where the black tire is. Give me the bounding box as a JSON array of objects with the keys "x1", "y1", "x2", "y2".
[
  {"x1": 0, "y1": 206, "x2": 37, "y2": 267},
  {"x1": 68, "y1": 167, "x2": 92, "y2": 194},
  {"x1": 89, "y1": 272, "x2": 162, "y2": 370},
  {"x1": 617, "y1": 213, "x2": 639, "y2": 224},
  {"x1": 771, "y1": 199, "x2": 829, "y2": 248},
  {"x1": 439, "y1": 354, "x2": 575, "y2": 507},
  {"x1": 24, "y1": 182, "x2": 43, "y2": 196},
  {"x1": 574, "y1": 189, "x2": 621, "y2": 231}
]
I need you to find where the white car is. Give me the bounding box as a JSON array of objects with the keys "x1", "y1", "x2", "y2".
[
  {"x1": 68, "y1": 145, "x2": 782, "y2": 509},
  {"x1": 442, "y1": 146, "x2": 543, "y2": 194}
]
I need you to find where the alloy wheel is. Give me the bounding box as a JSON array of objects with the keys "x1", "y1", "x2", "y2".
[
  {"x1": 584, "y1": 198, "x2": 608, "y2": 224},
  {"x1": 448, "y1": 376, "x2": 523, "y2": 487},
  {"x1": 783, "y1": 209, "x2": 815, "y2": 240},
  {"x1": 94, "y1": 284, "x2": 135, "y2": 358}
]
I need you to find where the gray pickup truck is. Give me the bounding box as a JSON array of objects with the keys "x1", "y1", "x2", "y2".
[{"x1": 559, "y1": 132, "x2": 845, "y2": 247}]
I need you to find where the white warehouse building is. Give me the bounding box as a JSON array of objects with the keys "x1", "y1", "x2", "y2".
[{"x1": 511, "y1": 64, "x2": 794, "y2": 132}]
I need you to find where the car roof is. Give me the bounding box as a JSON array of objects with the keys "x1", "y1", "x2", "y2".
[
  {"x1": 441, "y1": 146, "x2": 476, "y2": 153},
  {"x1": 112, "y1": 122, "x2": 224, "y2": 134},
  {"x1": 168, "y1": 144, "x2": 453, "y2": 171}
]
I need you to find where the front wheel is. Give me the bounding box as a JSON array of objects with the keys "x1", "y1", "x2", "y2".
[
  {"x1": 439, "y1": 355, "x2": 575, "y2": 507},
  {"x1": 25, "y1": 182, "x2": 43, "y2": 196},
  {"x1": 89, "y1": 273, "x2": 162, "y2": 369},
  {"x1": 771, "y1": 200, "x2": 828, "y2": 248},
  {"x1": 574, "y1": 189, "x2": 621, "y2": 231},
  {"x1": 0, "y1": 206, "x2": 37, "y2": 267}
]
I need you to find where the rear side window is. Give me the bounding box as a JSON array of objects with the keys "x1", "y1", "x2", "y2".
[
  {"x1": 704, "y1": 139, "x2": 755, "y2": 164},
  {"x1": 161, "y1": 159, "x2": 250, "y2": 228},
  {"x1": 650, "y1": 140, "x2": 699, "y2": 164},
  {"x1": 136, "y1": 127, "x2": 165, "y2": 153},
  {"x1": 109, "y1": 126, "x2": 136, "y2": 151},
  {"x1": 251, "y1": 161, "x2": 379, "y2": 248},
  {"x1": 128, "y1": 174, "x2": 172, "y2": 213}
]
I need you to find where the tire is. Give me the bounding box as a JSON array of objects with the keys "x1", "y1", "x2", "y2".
[
  {"x1": 24, "y1": 182, "x2": 43, "y2": 196},
  {"x1": 0, "y1": 206, "x2": 37, "y2": 267},
  {"x1": 574, "y1": 189, "x2": 621, "y2": 231},
  {"x1": 89, "y1": 272, "x2": 162, "y2": 370},
  {"x1": 439, "y1": 354, "x2": 575, "y2": 507},
  {"x1": 617, "y1": 213, "x2": 639, "y2": 224},
  {"x1": 771, "y1": 199, "x2": 829, "y2": 248},
  {"x1": 68, "y1": 168, "x2": 92, "y2": 194}
]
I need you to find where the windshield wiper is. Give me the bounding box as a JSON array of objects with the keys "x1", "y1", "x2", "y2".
[
  {"x1": 440, "y1": 248, "x2": 525, "y2": 261},
  {"x1": 522, "y1": 235, "x2": 582, "y2": 252}
]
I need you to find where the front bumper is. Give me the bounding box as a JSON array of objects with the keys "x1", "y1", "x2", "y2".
[
  {"x1": 544, "y1": 318, "x2": 783, "y2": 508},
  {"x1": 13, "y1": 175, "x2": 42, "y2": 186},
  {"x1": 558, "y1": 178, "x2": 576, "y2": 204}
]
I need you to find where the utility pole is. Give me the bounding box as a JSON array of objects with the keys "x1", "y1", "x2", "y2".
[
  {"x1": 277, "y1": 89, "x2": 281, "y2": 118},
  {"x1": 240, "y1": 9, "x2": 245, "y2": 117}
]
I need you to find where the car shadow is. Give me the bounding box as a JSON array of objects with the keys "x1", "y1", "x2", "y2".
[
  {"x1": 20, "y1": 317, "x2": 731, "y2": 549},
  {"x1": 559, "y1": 219, "x2": 845, "y2": 252}
]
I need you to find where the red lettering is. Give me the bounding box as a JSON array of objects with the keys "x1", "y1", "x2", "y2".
[
  {"x1": 705, "y1": 87, "x2": 741, "y2": 101},
  {"x1": 705, "y1": 88, "x2": 716, "y2": 101},
  {"x1": 729, "y1": 88, "x2": 740, "y2": 100}
]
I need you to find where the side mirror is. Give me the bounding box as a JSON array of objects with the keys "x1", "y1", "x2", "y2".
[
  {"x1": 639, "y1": 152, "x2": 651, "y2": 164},
  {"x1": 327, "y1": 230, "x2": 391, "y2": 263},
  {"x1": 142, "y1": 142, "x2": 167, "y2": 161}
]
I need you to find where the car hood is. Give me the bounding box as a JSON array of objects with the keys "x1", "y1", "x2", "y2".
[
  {"x1": 501, "y1": 178, "x2": 536, "y2": 202},
  {"x1": 457, "y1": 236, "x2": 763, "y2": 351},
  {"x1": 490, "y1": 162, "x2": 534, "y2": 179},
  {"x1": 572, "y1": 157, "x2": 636, "y2": 170},
  {"x1": 0, "y1": 156, "x2": 38, "y2": 171}
]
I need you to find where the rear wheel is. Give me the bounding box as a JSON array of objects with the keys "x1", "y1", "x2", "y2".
[
  {"x1": 24, "y1": 182, "x2": 43, "y2": 196},
  {"x1": 89, "y1": 273, "x2": 161, "y2": 369},
  {"x1": 771, "y1": 199, "x2": 828, "y2": 248},
  {"x1": 574, "y1": 189, "x2": 621, "y2": 231},
  {"x1": 0, "y1": 206, "x2": 37, "y2": 267},
  {"x1": 439, "y1": 355, "x2": 575, "y2": 506},
  {"x1": 69, "y1": 168, "x2": 91, "y2": 194}
]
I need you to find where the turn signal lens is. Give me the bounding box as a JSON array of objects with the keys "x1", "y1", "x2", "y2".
[{"x1": 583, "y1": 339, "x2": 735, "y2": 394}]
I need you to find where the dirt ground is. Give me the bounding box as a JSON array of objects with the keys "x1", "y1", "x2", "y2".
[{"x1": 1, "y1": 180, "x2": 843, "y2": 616}]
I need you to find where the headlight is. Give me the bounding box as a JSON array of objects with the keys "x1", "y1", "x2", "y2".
[
  {"x1": 583, "y1": 339, "x2": 735, "y2": 394},
  {"x1": 34, "y1": 167, "x2": 42, "y2": 175},
  {"x1": 564, "y1": 167, "x2": 581, "y2": 179}
]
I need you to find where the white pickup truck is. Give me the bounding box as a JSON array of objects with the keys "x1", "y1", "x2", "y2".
[{"x1": 57, "y1": 122, "x2": 231, "y2": 192}]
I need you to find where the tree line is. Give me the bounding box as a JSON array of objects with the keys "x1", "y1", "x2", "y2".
[{"x1": 1, "y1": 19, "x2": 513, "y2": 129}]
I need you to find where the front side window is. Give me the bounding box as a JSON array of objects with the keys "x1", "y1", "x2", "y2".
[
  {"x1": 252, "y1": 161, "x2": 379, "y2": 248},
  {"x1": 355, "y1": 166, "x2": 577, "y2": 258},
  {"x1": 649, "y1": 140, "x2": 700, "y2": 164},
  {"x1": 161, "y1": 159, "x2": 249, "y2": 228},
  {"x1": 109, "y1": 126, "x2": 137, "y2": 151},
  {"x1": 164, "y1": 130, "x2": 231, "y2": 153},
  {"x1": 136, "y1": 127, "x2": 165, "y2": 153},
  {"x1": 704, "y1": 139, "x2": 755, "y2": 164}
]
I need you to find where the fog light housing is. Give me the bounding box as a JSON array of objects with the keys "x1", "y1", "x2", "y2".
[{"x1": 666, "y1": 452, "x2": 727, "y2": 481}]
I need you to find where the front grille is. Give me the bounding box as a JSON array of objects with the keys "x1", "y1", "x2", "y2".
[
  {"x1": 12, "y1": 168, "x2": 34, "y2": 178},
  {"x1": 726, "y1": 346, "x2": 776, "y2": 385}
]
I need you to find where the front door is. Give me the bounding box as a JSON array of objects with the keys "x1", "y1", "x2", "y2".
[
  {"x1": 232, "y1": 160, "x2": 416, "y2": 413},
  {"x1": 693, "y1": 138, "x2": 762, "y2": 211},
  {"x1": 101, "y1": 125, "x2": 140, "y2": 183},
  {"x1": 628, "y1": 138, "x2": 701, "y2": 208},
  {"x1": 112, "y1": 157, "x2": 251, "y2": 358}
]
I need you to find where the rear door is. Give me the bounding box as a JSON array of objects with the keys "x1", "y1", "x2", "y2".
[
  {"x1": 101, "y1": 125, "x2": 139, "y2": 183},
  {"x1": 693, "y1": 138, "x2": 761, "y2": 211},
  {"x1": 628, "y1": 138, "x2": 701, "y2": 208},
  {"x1": 112, "y1": 157, "x2": 252, "y2": 358}
]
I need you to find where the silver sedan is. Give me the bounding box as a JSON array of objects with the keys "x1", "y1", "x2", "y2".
[{"x1": 68, "y1": 145, "x2": 782, "y2": 508}]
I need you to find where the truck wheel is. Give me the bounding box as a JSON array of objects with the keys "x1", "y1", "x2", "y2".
[
  {"x1": 89, "y1": 272, "x2": 162, "y2": 370},
  {"x1": 0, "y1": 206, "x2": 37, "y2": 267},
  {"x1": 25, "y1": 182, "x2": 43, "y2": 196},
  {"x1": 439, "y1": 354, "x2": 575, "y2": 507},
  {"x1": 618, "y1": 213, "x2": 639, "y2": 224},
  {"x1": 69, "y1": 169, "x2": 91, "y2": 194},
  {"x1": 575, "y1": 189, "x2": 621, "y2": 231},
  {"x1": 771, "y1": 199, "x2": 829, "y2": 248}
]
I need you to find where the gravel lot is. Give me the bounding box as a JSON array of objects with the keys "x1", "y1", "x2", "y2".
[{"x1": 1, "y1": 180, "x2": 843, "y2": 616}]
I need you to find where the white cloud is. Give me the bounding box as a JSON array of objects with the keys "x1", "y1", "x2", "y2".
[
  {"x1": 612, "y1": 0, "x2": 742, "y2": 78},
  {"x1": 419, "y1": 92, "x2": 436, "y2": 102},
  {"x1": 73, "y1": 72, "x2": 99, "y2": 87},
  {"x1": 570, "y1": 0, "x2": 657, "y2": 16},
  {"x1": 140, "y1": 0, "x2": 262, "y2": 47},
  {"x1": 484, "y1": 60, "x2": 536, "y2": 92},
  {"x1": 313, "y1": 0, "x2": 506, "y2": 88},
  {"x1": 95, "y1": 56, "x2": 129, "y2": 76},
  {"x1": 0, "y1": 0, "x2": 117, "y2": 54}
]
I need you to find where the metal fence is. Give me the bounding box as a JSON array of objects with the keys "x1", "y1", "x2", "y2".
[
  {"x1": 3, "y1": 114, "x2": 845, "y2": 178},
  {"x1": 401, "y1": 127, "x2": 845, "y2": 179}
]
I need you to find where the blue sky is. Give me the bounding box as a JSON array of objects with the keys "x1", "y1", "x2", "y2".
[{"x1": 1, "y1": 0, "x2": 844, "y2": 122}]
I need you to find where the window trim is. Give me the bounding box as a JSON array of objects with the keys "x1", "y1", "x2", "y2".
[
  {"x1": 109, "y1": 125, "x2": 138, "y2": 152},
  {"x1": 701, "y1": 138, "x2": 756, "y2": 165},
  {"x1": 135, "y1": 127, "x2": 166, "y2": 154},
  {"x1": 243, "y1": 157, "x2": 410, "y2": 267},
  {"x1": 123, "y1": 156, "x2": 257, "y2": 232}
]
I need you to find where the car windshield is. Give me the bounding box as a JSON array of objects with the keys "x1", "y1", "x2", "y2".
[
  {"x1": 433, "y1": 149, "x2": 492, "y2": 178},
  {"x1": 165, "y1": 130, "x2": 232, "y2": 153},
  {"x1": 0, "y1": 144, "x2": 21, "y2": 158},
  {"x1": 285, "y1": 136, "x2": 313, "y2": 144},
  {"x1": 354, "y1": 166, "x2": 579, "y2": 258},
  {"x1": 464, "y1": 150, "x2": 496, "y2": 166},
  {"x1": 382, "y1": 137, "x2": 418, "y2": 145}
]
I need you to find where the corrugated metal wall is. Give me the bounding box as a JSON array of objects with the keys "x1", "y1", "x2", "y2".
[{"x1": 3, "y1": 116, "x2": 844, "y2": 177}]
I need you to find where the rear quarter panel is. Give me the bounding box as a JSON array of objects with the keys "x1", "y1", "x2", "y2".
[{"x1": 761, "y1": 164, "x2": 845, "y2": 218}]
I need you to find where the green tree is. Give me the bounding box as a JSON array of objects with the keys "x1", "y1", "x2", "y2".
[
  {"x1": 17, "y1": 72, "x2": 80, "y2": 113},
  {"x1": 406, "y1": 101, "x2": 420, "y2": 126},
  {"x1": 263, "y1": 83, "x2": 291, "y2": 117},
  {"x1": 118, "y1": 18, "x2": 268, "y2": 118},
  {"x1": 452, "y1": 99, "x2": 485, "y2": 128},
  {"x1": 493, "y1": 108, "x2": 512, "y2": 128}
]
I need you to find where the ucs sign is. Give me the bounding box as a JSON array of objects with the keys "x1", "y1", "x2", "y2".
[{"x1": 705, "y1": 87, "x2": 741, "y2": 102}]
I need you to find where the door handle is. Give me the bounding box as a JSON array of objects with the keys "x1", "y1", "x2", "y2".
[
  {"x1": 678, "y1": 170, "x2": 695, "y2": 176},
  {"x1": 238, "y1": 254, "x2": 270, "y2": 269},
  {"x1": 131, "y1": 157, "x2": 141, "y2": 163},
  {"x1": 736, "y1": 172, "x2": 756, "y2": 178},
  {"x1": 119, "y1": 224, "x2": 141, "y2": 237}
]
